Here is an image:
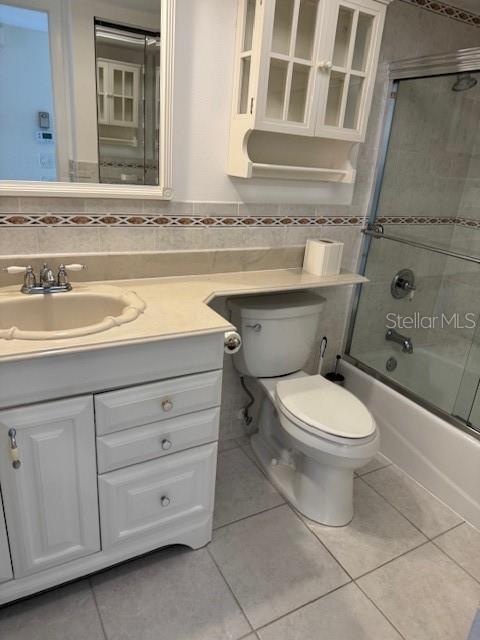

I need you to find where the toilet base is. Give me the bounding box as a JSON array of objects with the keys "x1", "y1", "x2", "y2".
[{"x1": 251, "y1": 430, "x2": 355, "y2": 527}]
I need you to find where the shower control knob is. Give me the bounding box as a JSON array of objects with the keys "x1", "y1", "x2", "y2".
[
  {"x1": 160, "y1": 495, "x2": 171, "y2": 507},
  {"x1": 224, "y1": 331, "x2": 242, "y2": 354}
]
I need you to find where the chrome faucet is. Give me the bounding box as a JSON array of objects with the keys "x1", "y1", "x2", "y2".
[
  {"x1": 3, "y1": 263, "x2": 86, "y2": 294},
  {"x1": 386, "y1": 328, "x2": 414, "y2": 354}
]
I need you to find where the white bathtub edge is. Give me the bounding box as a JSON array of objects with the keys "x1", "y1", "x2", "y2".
[{"x1": 341, "y1": 360, "x2": 480, "y2": 530}]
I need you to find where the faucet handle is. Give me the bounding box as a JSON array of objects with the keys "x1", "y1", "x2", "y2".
[
  {"x1": 64, "y1": 264, "x2": 87, "y2": 272},
  {"x1": 4, "y1": 265, "x2": 36, "y2": 290},
  {"x1": 3, "y1": 266, "x2": 28, "y2": 275}
]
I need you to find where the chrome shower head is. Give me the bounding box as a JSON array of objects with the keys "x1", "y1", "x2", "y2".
[{"x1": 452, "y1": 72, "x2": 478, "y2": 92}]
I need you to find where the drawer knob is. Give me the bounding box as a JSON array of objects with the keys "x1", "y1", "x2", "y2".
[
  {"x1": 160, "y1": 495, "x2": 171, "y2": 507},
  {"x1": 161, "y1": 399, "x2": 173, "y2": 412},
  {"x1": 161, "y1": 438, "x2": 172, "y2": 451}
]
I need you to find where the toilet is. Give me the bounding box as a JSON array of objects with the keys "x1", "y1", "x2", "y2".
[{"x1": 228, "y1": 291, "x2": 378, "y2": 526}]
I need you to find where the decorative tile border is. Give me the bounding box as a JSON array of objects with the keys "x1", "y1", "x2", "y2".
[
  {"x1": 0, "y1": 214, "x2": 364, "y2": 227},
  {"x1": 381, "y1": 216, "x2": 480, "y2": 228},
  {"x1": 400, "y1": 0, "x2": 480, "y2": 26},
  {"x1": 0, "y1": 213, "x2": 477, "y2": 227},
  {"x1": 457, "y1": 217, "x2": 480, "y2": 228},
  {"x1": 378, "y1": 216, "x2": 457, "y2": 224}
]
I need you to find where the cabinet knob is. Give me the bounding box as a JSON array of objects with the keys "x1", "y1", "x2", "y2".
[
  {"x1": 161, "y1": 399, "x2": 173, "y2": 412},
  {"x1": 160, "y1": 495, "x2": 171, "y2": 507},
  {"x1": 318, "y1": 60, "x2": 333, "y2": 71},
  {"x1": 161, "y1": 438, "x2": 172, "y2": 451},
  {"x1": 8, "y1": 428, "x2": 21, "y2": 470}
]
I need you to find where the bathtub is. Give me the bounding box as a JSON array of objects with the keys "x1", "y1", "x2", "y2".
[
  {"x1": 351, "y1": 346, "x2": 468, "y2": 415},
  {"x1": 341, "y1": 359, "x2": 480, "y2": 529}
]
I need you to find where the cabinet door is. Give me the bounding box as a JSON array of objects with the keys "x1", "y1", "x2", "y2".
[
  {"x1": 258, "y1": 0, "x2": 325, "y2": 134},
  {"x1": 108, "y1": 62, "x2": 140, "y2": 128},
  {"x1": 315, "y1": 0, "x2": 384, "y2": 139},
  {"x1": 0, "y1": 494, "x2": 12, "y2": 583},
  {"x1": 96, "y1": 60, "x2": 109, "y2": 124},
  {"x1": 0, "y1": 397, "x2": 100, "y2": 578}
]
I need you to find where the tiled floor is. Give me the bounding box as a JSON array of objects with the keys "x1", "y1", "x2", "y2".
[{"x1": 1, "y1": 439, "x2": 480, "y2": 640}]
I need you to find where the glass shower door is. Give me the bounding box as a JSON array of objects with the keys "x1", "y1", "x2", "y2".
[
  {"x1": 453, "y1": 316, "x2": 480, "y2": 432},
  {"x1": 346, "y1": 62, "x2": 480, "y2": 435}
]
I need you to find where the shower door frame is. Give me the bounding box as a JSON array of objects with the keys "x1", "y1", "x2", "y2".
[{"x1": 344, "y1": 47, "x2": 480, "y2": 441}]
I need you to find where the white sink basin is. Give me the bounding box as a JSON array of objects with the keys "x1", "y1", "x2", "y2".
[{"x1": 0, "y1": 285, "x2": 146, "y2": 340}]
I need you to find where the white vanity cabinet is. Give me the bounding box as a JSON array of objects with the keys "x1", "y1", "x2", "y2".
[
  {"x1": 0, "y1": 397, "x2": 100, "y2": 578},
  {"x1": 0, "y1": 333, "x2": 224, "y2": 604},
  {"x1": 228, "y1": 0, "x2": 390, "y2": 181},
  {"x1": 0, "y1": 496, "x2": 12, "y2": 583}
]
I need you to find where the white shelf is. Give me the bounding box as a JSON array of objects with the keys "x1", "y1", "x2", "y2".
[{"x1": 250, "y1": 162, "x2": 355, "y2": 182}]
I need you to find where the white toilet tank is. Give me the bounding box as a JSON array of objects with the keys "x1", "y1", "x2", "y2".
[{"x1": 228, "y1": 292, "x2": 325, "y2": 377}]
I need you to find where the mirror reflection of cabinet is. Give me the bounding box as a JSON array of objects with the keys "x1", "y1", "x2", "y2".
[
  {"x1": 0, "y1": 0, "x2": 174, "y2": 198},
  {"x1": 97, "y1": 59, "x2": 140, "y2": 128},
  {"x1": 228, "y1": 0, "x2": 391, "y2": 182}
]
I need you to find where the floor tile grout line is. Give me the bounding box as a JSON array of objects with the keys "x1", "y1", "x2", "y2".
[
  {"x1": 356, "y1": 474, "x2": 451, "y2": 542},
  {"x1": 213, "y1": 502, "x2": 286, "y2": 532},
  {"x1": 353, "y1": 539, "x2": 431, "y2": 582},
  {"x1": 210, "y1": 502, "x2": 355, "y2": 634},
  {"x1": 288, "y1": 493, "x2": 431, "y2": 586},
  {"x1": 356, "y1": 461, "x2": 392, "y2": 477},
  {"x1": 206, "y1": 547, "x2": 255, "y2": 636},
  {"x1": 430, "y1": 520, "x2": 465, "y2": 541},
  {"x1": 239, "y1": 444, "x2": 265, "y2": 475},
  {"x1": 88, "y1": 577, "x2": 109, "y2": 640},
  {"x1": 218, "y1": 443, "x2": 240, "y2": 454},
  {"x1": 287, "y1": 503, "x2": 356, "y2": 581},
  {"x1": 364, "y1": 461, "x2": 467, "y2": 522},
  {"x1": 353, "y1": 579, "x2": 408, "y2": 640},
  {"x1": 431, "y1": 535, "x2": 480, "y2": 587},
  {"x1": 252, "y1": 581, "x2": 353, "y2": 635}
]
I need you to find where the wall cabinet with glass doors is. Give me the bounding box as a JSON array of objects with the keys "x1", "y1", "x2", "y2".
[
  {"x1": 97, "y1": 59, "x2": 141, "y2": 128},
  {"x1": 228, "y1": 0, "x2": 391, "y2": 182}
]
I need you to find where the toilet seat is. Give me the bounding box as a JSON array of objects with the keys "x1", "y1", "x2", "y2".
[{"x1": 275, "y1": 374, "x2": 375, "y2": 442}]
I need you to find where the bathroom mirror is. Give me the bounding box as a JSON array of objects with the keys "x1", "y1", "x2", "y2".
[{"x1": 0, "y1": 0, "x2": 174, "y2": 197}]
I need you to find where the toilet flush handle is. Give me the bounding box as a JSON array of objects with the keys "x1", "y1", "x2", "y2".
[{"x1": 246, "y1": 323, "x2": 262, "y2": 332}]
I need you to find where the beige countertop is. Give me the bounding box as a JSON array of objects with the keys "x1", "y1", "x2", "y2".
[{"x1": 0, "y1": 268, "x2": 366, "y2": 362}]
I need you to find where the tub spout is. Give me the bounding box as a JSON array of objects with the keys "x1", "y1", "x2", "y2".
[{"x1": 386, "y1": 329, "x2": 414, "y2": 354}]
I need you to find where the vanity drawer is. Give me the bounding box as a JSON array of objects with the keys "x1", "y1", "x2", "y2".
[
  {"x1": 95, "y1": 370, "x2": 222, "y2": 436},
  {"x1": 98, "y1": 443, "x2": 217, "y2": 549},
  {"x1": 96, "y1": 407, "x2": 220, "y2": 473}
]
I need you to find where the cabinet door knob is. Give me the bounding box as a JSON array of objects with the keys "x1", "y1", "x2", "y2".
[
  {"x1": 160, "y1": 495, "x2": 171, "y2": 507},
  {"x1": 161, "y1": 438, "x2": 172, "y2": 450},
  {"x1": 8, "y1": 428, "x2": 21, "y2": 470},
  {"x1": 318, "y1": 60, "x2": 333, "y2": 71},
  {"x1": 161, "y1": 399, "x2": 173, "y2": 412}
]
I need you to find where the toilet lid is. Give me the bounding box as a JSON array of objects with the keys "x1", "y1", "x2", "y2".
[{"x1": 275, "y1": 375, "x2": 375, "y2": 439}]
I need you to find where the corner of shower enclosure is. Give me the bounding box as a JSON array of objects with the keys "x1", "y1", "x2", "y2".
[{"x1": 345, "y1": 47, "x2": 480, "y2": 440}]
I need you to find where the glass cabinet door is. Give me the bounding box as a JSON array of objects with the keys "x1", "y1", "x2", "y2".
[
  {"x1": 262, "y1": 0, "x2": 321, "y2": 131},
  {"x1": 318, "y1": 0, "x2": 379, "y2": 136},
  {"x1": 237, "y1": 0, "x2": 256, "y2": 114},
  {"x1": 110, "y1": 63, "x2": 139, "y2": 128},
  {"x1": 96, "y1": 61, "x2": 108, "y2": 125}
]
